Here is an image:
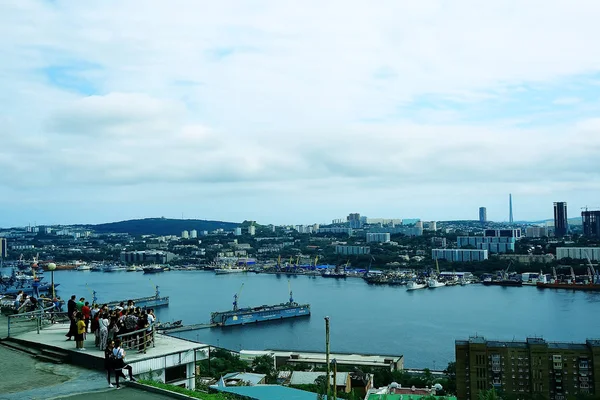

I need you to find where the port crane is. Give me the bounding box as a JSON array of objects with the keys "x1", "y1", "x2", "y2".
[
  {"x1": 232, "y1": 283, "x2": 244, "y2": 311},
  {"x1": 288, "y1": 280, "x2": 294, "y2": 304},
  {"x1": 584, "y1": 250, "x2": 598, "y2": 284}
]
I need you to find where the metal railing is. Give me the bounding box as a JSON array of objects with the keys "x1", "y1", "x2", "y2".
[
  {"x1": 6, "y1": 302, "x2": 58, "y2": 338},
  {"x1": 116, "y1": 325, "x2": 156, "y2": 354}
]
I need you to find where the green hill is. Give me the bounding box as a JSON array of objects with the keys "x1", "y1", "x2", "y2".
[{"x1": 81, "y1": 218, "x2": 239, "y2": 236}]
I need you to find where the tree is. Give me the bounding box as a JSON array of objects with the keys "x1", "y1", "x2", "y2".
[
  {"x1": 443, "y1": 362, "x2": 456, "y2": 394},
  {"x1": 251, "y1": 355, "x2": 277, "y2": 383},
  {"x1": 478, "y1": 388, "x2": 502, "y2": 400}
]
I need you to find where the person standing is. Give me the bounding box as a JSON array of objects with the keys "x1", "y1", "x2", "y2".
[
  {"x1": 65, "y1": 295, "x2": 77, "y2": 340},
  {"x1": 104, "y1": 340, "x2": 115, "y2": 388},
  {"x1": 99, "y1": 312, "x2": 109, "y2": 350},
  {"x1": 75, "y1": 312, "x2": 86, "y2": 351},
  {"x1": 76, "y1": 297, "x2": 85, "y2": 312},
  {"x1": 113, "y1": 339, "x2": 136, "y2": 388},
  {"x1": 82, "y1": 301, "x2": 91, "y2": 333},
  {"x1": 14, "y1": 290, "x2": 23, "y2": 310}
]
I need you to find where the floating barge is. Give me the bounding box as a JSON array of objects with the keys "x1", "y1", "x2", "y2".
[
  {"x1": 210, "y1": 283, "x2": 310, "y2": 327},
  {"x1": 103, "y1": 286, "x2": 169, "y2": 308}
]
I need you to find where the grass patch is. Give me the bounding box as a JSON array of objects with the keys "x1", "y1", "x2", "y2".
[{"x1": 138, "y1": 380, "x2": 229, "y2": 399}]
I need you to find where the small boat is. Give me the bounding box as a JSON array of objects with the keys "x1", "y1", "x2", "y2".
[
  {"x1": 104, "y1": 265, "x2": 126, "y2": 272},
  {"x1": 76, "y1": 264, "x2": 91, "y2": 271},
  {"x1": 126, "y1": 265, "x2": 143, "y2": 272},
  {"x1": 427, "y1": 278, "x2": 446, "y2": 288},
  {"x1": 407, "y1": 281, "x2": 427, "y2": 291}
]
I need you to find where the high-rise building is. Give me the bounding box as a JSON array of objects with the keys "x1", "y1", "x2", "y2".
[
  {"x1": 248, "y1": 225, "x2": 256, "y2": 236},
  {"x1": 190, "y1": 230, "x2": 198, "y2": 239},
  {"x1": 456, "y1": 336, "x2": 600, "y2": 400},
  {"x1": 582, "y1": 210, "x2": 600, "y2": 238},
  {"x1": 0, "y1": 237, "x2": 7, "y2": 259},
  {"x1": 181, "y1": 230, "x2": 189, "y2": 239},
  {"x1": 479, "y1": 207, "x2": 487, "y2": 224},
  {"x1": 509, "y1": 194, "x2": 514, "y2": 223},
  {"x1": 554, "y1": 202, "x2": 568, "y2": 237},
  {"x1": 347, "y1": 213, "x2": 363, "y2": 229}
]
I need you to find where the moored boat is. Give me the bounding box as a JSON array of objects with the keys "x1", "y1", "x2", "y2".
[
  {"x1": 407, "y1": 281, "x2": 427, "y2": 291},
  {"x1": 210, "y1": 282, "x2": 310, "y2": 327}
]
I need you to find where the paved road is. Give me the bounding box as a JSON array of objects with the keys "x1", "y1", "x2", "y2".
[
  {"x1": 53, "y1": 387, "x2": 171, "y2": 400},
  {"x1": 0, "y1": 346, "x2": 109, "y2": 400}
]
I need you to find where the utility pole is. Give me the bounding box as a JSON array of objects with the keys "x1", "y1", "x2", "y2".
[
  {"x1": 332, "y1": 358, "x2": 337, "y2": 400},
  {"x1": 325, "y1": 316, "x2": 330, "y2": 400}
]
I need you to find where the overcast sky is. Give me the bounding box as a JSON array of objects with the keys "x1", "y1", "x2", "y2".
[{"x1": 1, "y1": 1, "x2": 600, "y2": 227}]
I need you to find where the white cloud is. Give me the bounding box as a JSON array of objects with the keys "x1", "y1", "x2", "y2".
[{"x1": 1, "y1": 0, "x2": 600, "y2": 225}]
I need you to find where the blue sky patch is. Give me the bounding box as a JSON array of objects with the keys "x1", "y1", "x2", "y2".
[{"x1": 40, "y1": 61, "x2": 103, "y2": 95}]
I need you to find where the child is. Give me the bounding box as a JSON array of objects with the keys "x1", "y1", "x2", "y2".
[{"x1": 76, "y1": 312, "x2": 86, "y2": 351}]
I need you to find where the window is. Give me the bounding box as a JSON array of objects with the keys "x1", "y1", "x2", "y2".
[{"x1": 165, "y1": 365, "x2": 187, "y2": 384}]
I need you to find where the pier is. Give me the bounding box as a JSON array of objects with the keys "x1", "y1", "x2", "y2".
[{"x1": 159, "y1": 323, "x2": 216, "y2": 333}]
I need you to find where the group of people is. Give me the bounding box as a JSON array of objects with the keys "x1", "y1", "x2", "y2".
[
  {"x1": 12, "y1": 290, "x2": 39, "y2": 313},
  {"x1": 64, "y1": 295, "x2": 157, "y2": 388}
]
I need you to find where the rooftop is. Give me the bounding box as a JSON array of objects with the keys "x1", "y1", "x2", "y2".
[
  {"x1": 212, "y1": 384, "x2": 343, "y2": 400},
  {"x1": 242, "y1": 349, "x2": 402, "y2": 368},
  {"x1": 289, "y1": 371, "x2": 349, "y2": 386}
]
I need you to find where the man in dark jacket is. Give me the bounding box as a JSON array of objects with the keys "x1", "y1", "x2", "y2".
[{"x1": 65, "y1": 295, "x2": 77, "y2": 340}]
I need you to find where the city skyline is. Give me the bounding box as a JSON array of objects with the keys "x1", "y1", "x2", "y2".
[{"x1": 2, "y1": 2, "x2": 600, "y2": 227}]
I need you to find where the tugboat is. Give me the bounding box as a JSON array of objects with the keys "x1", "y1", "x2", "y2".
[{"x1": 210, "y1": 282, "x2": 310, "y2": 327}]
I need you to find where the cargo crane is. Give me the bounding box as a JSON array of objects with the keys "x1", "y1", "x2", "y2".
[
  {"x1": 232, "y1": 283, "x2": 244, "y2": 312},
  {"x1": 584, "y1": 250, "x2": 598, "y2": 284}
]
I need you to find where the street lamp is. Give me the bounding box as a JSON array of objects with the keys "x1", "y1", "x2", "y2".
[{"x1": 47, "y1": 263, "x2": 57, "y2": 299}]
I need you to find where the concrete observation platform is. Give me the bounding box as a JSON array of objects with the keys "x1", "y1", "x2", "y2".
[{"x1": 8, "y1": 322, "x2": 210, "y2": 390}]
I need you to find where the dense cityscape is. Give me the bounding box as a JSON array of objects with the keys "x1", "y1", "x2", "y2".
[{"x1": 1, "y1": 199, "x2": 600, "y2": 400}]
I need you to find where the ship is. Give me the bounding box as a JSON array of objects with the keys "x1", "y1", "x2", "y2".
[
  {"x1": 536, "y1": 265, "x2": 600, "y2": 292},
  {"x1": 428, "y1": 260, "x2": 446, "y2": 288},
  {"x1": 482, "y1": 261, "x2": 522, "y2": 287},
  {"x1": 143, "y1": 265, "x2": 165, "y2": 274},
  {"x1": 407, "y1": 280, "x2": 427, "y2": 291},
  {"x1": 210, "y1": 282, "x2": 310, "y2": 327}
]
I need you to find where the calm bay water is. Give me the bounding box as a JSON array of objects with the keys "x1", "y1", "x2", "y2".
[{"x1": 27, "y1": 270, "x2": 600, "y2": 368}]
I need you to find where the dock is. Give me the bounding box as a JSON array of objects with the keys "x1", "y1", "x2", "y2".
[
  {"x1": 96, "y1": 286, "x2": 169, "y2": 308},
  {"x1": 159, "y1": 323, "x2": 215, "y2": 333}
]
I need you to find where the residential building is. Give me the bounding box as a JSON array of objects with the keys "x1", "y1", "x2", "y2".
[
  {"x1": 457, "y1": 236, "x2": 515, "y2": 254},
  {"x1": 484, "y1": 229, "x2": 522, "y2": 238},
  {"x1": 366, "y1": 232, "x2": 391, "y2": 243},
  {"x1": 335, "y1": 245, "x2": 370, "y2": 255},
  {"x1": 190, "y1": 230, "x2": 198, "y2": 239},
  {"x1": 234, "y1": 227, "x2": 242, "y2": 236},
  {"x1": 181, "y1": 230, "x2": 189, "y2": 239},
  {"x1": 432, "y1": 249, "x2": 489, "y2": 262},
  {"x1": 240, "y1": 350, "x2": 403, "y2": 372},
  {"x1": 526, "y1": 226, "x2": 549, "y2": 238},
  {"x1": 120, "y1": 250, "x2": 176, "y2": 264},
  {"x1": 554, "y1": 202, "x2": 569, "y2": 237},
  {"x1": 366, "y1": 218, "x2": 403, "y2": 225},
  {"x1": 317, "y1": 227, "x2": 353, "y2": 236},
  {"x1": 582, "y1": 210, "x2": 600, "y2": 238},
  {"x1": 431, "y1": 237, "x2": 447, "y2": 248},
  {"x1": 0, "y1": 237, "x2": 7, "y2": 259},
  {"x1": 479, "y1": 207, "x2": 487, "y2": 224},
  {"x1": 289, "y1": 371, "x2": 351, "y2": 393},
  {"x1": 248, "y1": 225, "x2": 256, "y2": 236},
  {"x1": 556, "y1": 247, "x2": 600, "y2": 261},
  {"x1": 456, "y1": 336, "x2": 600, "y2": 400},
  {"x1": 366, "y1": 383, "x2": 454, "y2": 400},
  {"x1": 423, "y1": 221, "x2": 437, "y2": 231},
  {"x1": 347, "y1": 213, "x2": 363, "y2": 229}
]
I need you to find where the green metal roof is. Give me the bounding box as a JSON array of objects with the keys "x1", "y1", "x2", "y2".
[{"x1": 213, "y1": 385, "x2": 343, "y2": 400}]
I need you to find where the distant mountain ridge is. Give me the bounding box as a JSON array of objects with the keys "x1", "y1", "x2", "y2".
[{"x1": 80, "y1": 218, "x2": 239, "y2": 236}]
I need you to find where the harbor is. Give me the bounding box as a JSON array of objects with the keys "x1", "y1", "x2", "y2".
[{"x1": 2, "y1": 268, "x2": 595, "y2": 369}]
